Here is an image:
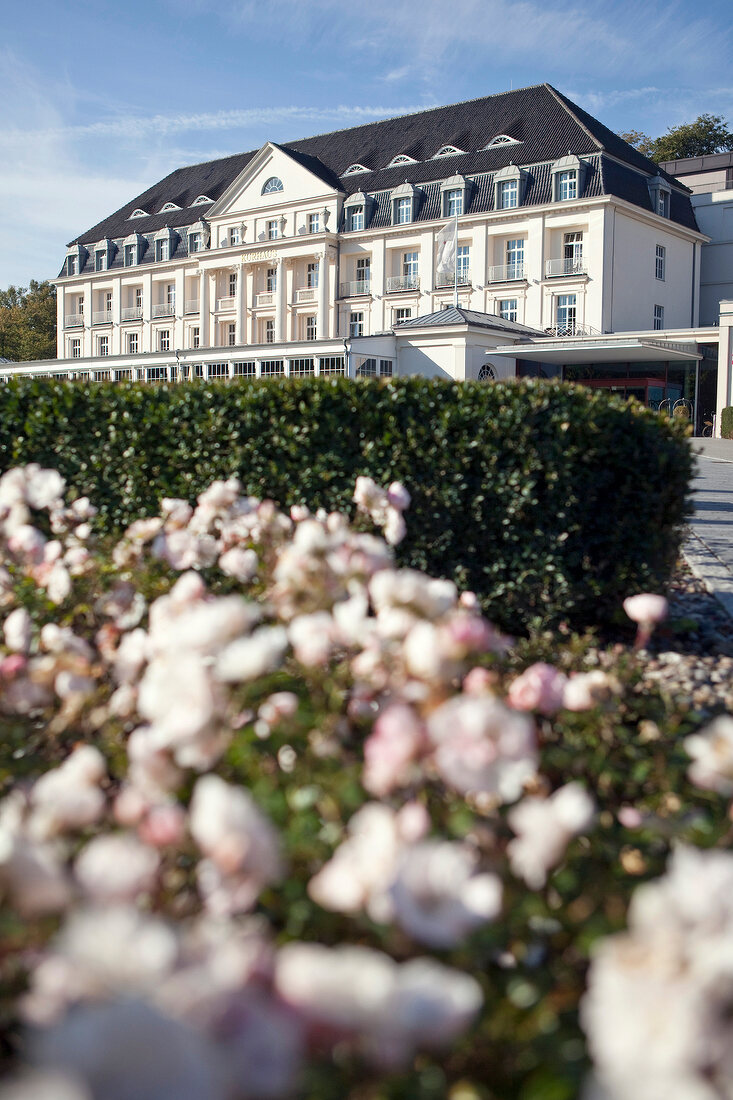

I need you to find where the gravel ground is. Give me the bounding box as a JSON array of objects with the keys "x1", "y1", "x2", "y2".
[{"x1": 636, "y1": 556, "x2": 733, "y2": 715}]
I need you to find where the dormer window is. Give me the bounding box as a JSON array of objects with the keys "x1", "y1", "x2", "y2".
[
  {"x1": 66, "y1": 255, "x2": 78, "y2": 276},
  {"x1": 262, "y1": 177, "x2": 284, "y2": 195},
  {"x1": 129, "y1": 209, "x2": 147, "y2": 219},
  {"x1": 390, "y1": 182, "x2": 420, "y2": 226},
  {"x1": 344, "y1": 191, "x2": 374, "y2": 232},
  {"x1": 190, "y1": 195, "x2": 212, "y2": 207},
  {"x1": 648, "y1": 175, "x2": 672, "y2": 219},
  {"x1": 494, "y1": 164, "x2": 528, "y2": 210},
  {"x1": 433, "y1": 145, "x2": 464, "y2": 158},
  {"x1": 484, "y1": 134, "x2": 522, "y2": 149},
  {"x1": 94, "y1": 239, "x2": 113, "y2": 272},
  {"x1": 350, "y1": 206, "x2": 364, "y2": 231},
  {"x1": 64, "y1": 244, "x2": 86, "y2": 276},
  {"x1": 159, "y1": 202, "x2": 180, "y2": 213},
  {"x1": 124, "y1": 244, "x2": 136, "y2": 266},
  {"x1": 440, "y1": 175, "x2": 470, "y2": 218},
  {"x1": 187, "y1": 220, "x2": 209, "y2": 255},
  {"x1": 189, "y1": 232, "x2": 202, "y2": 254},
  {"x1": 342, "y1": 164, "x2": 370, "y2": 176},
  {"x1": 386, "y1": 154, "x2": 418, "y2": 169},
  {"x1": 446, "y1": 189, "x2": 462, "y2": 216},
  {"x1": 123, "y1": 233, "x2": 144, "y2": 267},
  {"x1": 551, "y1": 155, "x2": 585, "y2": 202},
  {"x1": 154, "y1": 227, "x2": 176, "y2": 262}
]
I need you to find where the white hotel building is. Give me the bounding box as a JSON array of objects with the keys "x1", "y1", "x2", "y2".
[{"x1": 6, "y1": 83, "x2": 732, "y2": 429}]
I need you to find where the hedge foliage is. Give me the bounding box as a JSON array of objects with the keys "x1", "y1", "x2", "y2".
[
  {"x1": 0, "y1": 377, "x2": 693, "y2": 632},
  {"x1": 721, "y1": 406, "x2": 733, "y2": 439}
]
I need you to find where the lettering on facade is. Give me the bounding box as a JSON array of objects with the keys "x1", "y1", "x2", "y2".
[{"x1": 245, "y1": 250, "x2": 278, "y2": 263}]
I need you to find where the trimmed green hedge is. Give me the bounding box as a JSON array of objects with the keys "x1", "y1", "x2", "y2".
[
  {"x1": 721, "y1": 406, "x2": 733, "y2": 439},
  {"x1": 0, "y1": 377, "x2": 693, "y2": 632}
]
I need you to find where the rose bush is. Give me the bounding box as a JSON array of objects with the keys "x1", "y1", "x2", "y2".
[{"x1": 0, "y1": 464, "x2": 729, "y2": 1100}]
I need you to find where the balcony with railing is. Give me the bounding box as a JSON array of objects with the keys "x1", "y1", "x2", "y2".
[
  {"x1": 255, "y1": 292, "x2": 274, "y2": 307},
  {"x1": 121, "y1": 306, "x2": 143, "y2": 321},
  {"x1": 488, "y1": 263, "x2": 525, "y2": 283},
  {"x1": 64, "y1": 314, "x2": 84, "y2": 328},
  {"x1": 152, "y1": 303, "x2": 175, "y2": 318},
  {"x1": 92, "y1": 310, "x2": 112, "y2": 325},
  {"x1": 544, "y1": 322, "x2": 601, "y2": 337},
  {"x1": 339, "y1": 280, "x2": 371, "y2": 298},
  {"x1": 216, "y1": 296, "x2": 236, "y2": 311},
  {"x1": 545, "y1": 257, "x2": 588, "y2": 277},
  {"x1": 387, "y1": 275, "x2": 420, "y2": 293},
  {"x1": 184, "y1": 300, "x2": 200, "y2": 315},
  {"x1": 435, "y1": 270, "x2": 471, "y2": 289},
  {"x1": 295, "y1": 287, "x2": 317, "y2": 303}
]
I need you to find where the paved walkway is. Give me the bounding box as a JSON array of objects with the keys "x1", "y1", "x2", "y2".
[{"x1": 685, "y1": 438, "x2": 733, "y2": 617}]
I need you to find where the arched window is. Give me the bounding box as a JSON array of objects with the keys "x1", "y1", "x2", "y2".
[
  {"x1": 159, "y1": 202, "x2": 180, "y2": 213},
  {"x1": 485, "y1": 134, "x2": 522, "y2": 149},
  {"x1": 478, "y1": 364, "x2": 497, "y2": 381},
  {"x1": 262, "y1": 177, "x2": 284, "y2": 195},
  {"x1": 342, "y1": 164, "x2": 370, "y2": 176},
  {"x1": 386, "y1": 153, "x2": 418, "y2": 168},
  {"x1": 129, "y1": 209, "x2": 147, "y2": 219},
  {"x1": 433, "y1": 145, "x2": 464, "y2": 158},
  {"x1": 190, "y1": 195, "x2": 212, "y2": 207}
]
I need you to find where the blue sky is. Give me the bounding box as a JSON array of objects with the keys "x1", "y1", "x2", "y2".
[{"x1": 1, "y1": 0, "x2": 732, "y2": 289}]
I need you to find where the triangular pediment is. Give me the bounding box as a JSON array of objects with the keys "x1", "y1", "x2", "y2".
[{"x1": 207, "y1": 142, "x2": 340, "y2": 219}]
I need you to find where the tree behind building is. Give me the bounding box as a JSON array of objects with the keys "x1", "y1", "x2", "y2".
[{"x1": 0, "y1": 280, "x2": 57, "y2": 362}]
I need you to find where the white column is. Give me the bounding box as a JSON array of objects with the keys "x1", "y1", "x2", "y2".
[
  {"x1": 82, "y1": 279, "x2": 93, "y2": 357},
  {"x1": 716, "y1": 300, "x2": 733, "y2": 435},
  {"x1": 198, "y1": 270, "x2": 207, "y2": 349},
  {"x1": 208, "y1": 272, "x2": 216, "y2": 348},
  {"x1": 174, "y1": 267, "x2": 185, "y2": 351},
  {"x1": 284, "y1": 260, "x2": 295, "y2": 341},
  {"x1": 57, "y1": 285, "x2": 65, "y2": 358},
  {"x1": 235, "y1": 262, "x2": 244, "y2": 344},
  {"x1": 246, "y1": 266, "x2": 256, "y2": 344},
  {"x1": 274, "y1": 258, "x2": 285, "y2": 342},
  {"x1": 317, "y1": 251, "x2": 328, "y2": 340},
  {"x1": 142, "y1": 271, "x2": 153, "y2": 352},
  {"x1": 371, "y1": 239, "x2": 386, "y2": 333}
]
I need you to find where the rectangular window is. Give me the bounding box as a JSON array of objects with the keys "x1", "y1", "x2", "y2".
[
  {"x1": 158, "y1": 330, "x2": 170, "y2": 352},
  {"x1": 227, "y1": 323, "x2": 236, "y2": 346},
  {"x1": 349, "y1": 311, "x2": 364, "y2": 338},
  {"x1": 127, "y1": 333, "x2": 139, "y2": 354},
  {"x1": 457, "y1": 245, "x2": 470, "y2": 282},
  {"x1": 290, "y1": 358, "x2": 315, "y2": 377},
  {"x1": 105, "y1": 292, "x2": 113, "y2": 313},
  {"x1": 403, "y1": 251, "x2": 419, "y2": 281},
  {"x1": 95, "y1": 251, "x2": 106, "y2": 272},
  {"x1": 78, "y1": 297, "x2": 84, "y2": 316},
  {"x1": 557, "y1": 171, "x2": 577, "y2": 201},
  {"x1": 320, "y1": 356, "x2": 345, "y2": 376},
  {"x1": 306, "y1": 262, "x2": 319, "y2": 289},
  {"x1": 266, "y1": 267, "x2": 277, "y2": 293},
  {"x1": 499, "y1": 179, "x2": 518, "y2": 209},
  {"x1": 396, "y1": 196, "x2": 411, "y2": 224},
  {"x1": 156, "y1": 238, "x2": 169, "y2": 262},
  {"x1": 357, "y1": 358, "x2": 377, "y2": 377},
  {"x1": 229, "y1": 273, "x2": 237, "y2": 297},
  {"x1": 446, "y1": 189, "x2": 463, "y2": 216},
  {"x1": 189, "y1": 233, "x2": 201, "y2": 253},
  {"x1": 505, "y1": 238, "x2": 524, "y2": 279},
  {"x1": 267, "y1": 220, "x2": 279, "y2": 240},
  {"x1": 230, "y1": 226, "x2": 241, "y2": 246},
  {"x1": 498, "y1": 299, "x2": 518, "y2": 322},
  {"x1": 191, "y1": 327, "x2": 200, "y2": 349},
  {"x1": 98, "y1": 336, "x2": 109, "y2": 356},
  {"x1": 655, "y1": 244, "x2": 666, "y2": 281},
  {"x1": 394, "y1": 307, "x2": 411, "y2": 323},
  {"x1": 308, "y1": 212, "x2": 320, "y2": 233},
  {"x1": 67, "y1": 256, "x2": 77, "y2": 276},
  {"x1": 135, "y1": 288, "x2": 143, "y2": 309},
  {"x1": 260, "y1": 359, "x2": 284, "y2": 376},
  {"x1": 657, "y1": 192, "x2": 669, "y2": 218},
  {"x1": 653, "y1": 304, "x2": 664, "y2": 330},
  {"x1": 265, "y1": 319, "x2": 275, "y2": 344},
  {"x1": 349, "y1": 207, "x2": 364, "y2": 231},
  {"x1": 356, "y1": 257, "x2": 370, "y2": 291},
  {"x1": 147, "y1": 367, "x2": 167, "y2": 383},
  {"x1": 124, "y1": 245, "x2": 136, "y2": 267},
  {"x1": 209, "y1": 363, "x2": 228, "y2": 379},
  {"x1": 70, "y1": 338, "x2": 81, "y2": 359},
  {"x1": 305, "y1": 315, "x2": 317, "y2": 341},
  {"x1": 556, "y1": 293, "x2": 577, "y2": 332},
  {"x1": 166, "y1": 284, "x2": 175, "y2": 307},
  {"x1": 233, "y1": 361, "x2": 256, "y2": 377},
  {"x1": 193, "y1": 364, "x2": 204, "y2": 379},
  {"x1": 379, "y1": 359, "x2": 393, "y2": 377}
]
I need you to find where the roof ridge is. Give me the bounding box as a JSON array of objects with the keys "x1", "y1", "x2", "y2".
[{"x1": 543, "y1": 84, "x2": 603, "y2": 152}]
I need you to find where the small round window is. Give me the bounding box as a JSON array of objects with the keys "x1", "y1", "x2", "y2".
[
  {"x1": 478, "y1": 364, "x2": 497, "y2": 381},
  {"x1": 262, "y1": 177, "x2": 284, "y2": 195}
]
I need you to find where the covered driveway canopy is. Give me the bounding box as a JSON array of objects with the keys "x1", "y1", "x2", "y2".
[{"x1": 492, "y1": 338, "x2": 703, "y2": 364}]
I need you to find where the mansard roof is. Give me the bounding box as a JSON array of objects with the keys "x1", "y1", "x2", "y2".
[{"x1": 68, "y1": 82, "x2": 696, "y2": 248}]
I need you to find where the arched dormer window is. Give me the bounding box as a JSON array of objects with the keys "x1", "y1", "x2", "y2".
[
  {"x1": 158, "y1": 202, "x2": 180, "y2": 213},
  {"x1": 262, "y1": 177, "x2": 284, "y2": 195},
  {"x1": 129, "y1": 209, "x2": 148, "y2": 219},
  {"x1": 390, "y1": 181, "x2": 421, "y2": 225},
  {"x1": 342, "y1": 164, "x2": 370, "y2": 176},
  {"x1": 440, "y1": 174, "x2": 471, "y2": 218},
  {"x1": 484, "y1": 134, "x2": 522, "y2": 149},
  {"x1": 433, "y1": 145, "x2": 464, "y2": 158},
  {"x1": 494, "y1": 163, "x2": 528, "y2": 210},
  {"x1": 344, "y1": 191, "x2": 375, "y2": 232},
  {"x1": 190, "y1": 195, "x2": 212, "y2": 207},
  {"x1": 551, "y1": 154, "x2": 585, "y2": 202},
  {"x1": 386, "y1": 153, "x2": 418, "y2": 169}
]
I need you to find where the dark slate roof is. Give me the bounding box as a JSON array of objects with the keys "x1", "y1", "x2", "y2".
[
  {"x1": 394, "y1": 307, "x2": 545, "y2": 338},
  {"x1": 67, "y1": 82, "x2": 699, "y2": 261}
]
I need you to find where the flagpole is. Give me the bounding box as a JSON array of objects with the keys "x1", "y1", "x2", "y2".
[{"x1": 453, "y1": 210, "x2": 458, "y2": 309}]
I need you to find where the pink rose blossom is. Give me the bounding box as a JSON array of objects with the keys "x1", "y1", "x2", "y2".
[{"x1": 507, "y1": 662, "x2": 568, "y2": 715}]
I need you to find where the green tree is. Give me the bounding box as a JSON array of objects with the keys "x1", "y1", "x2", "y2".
[
  {"x1": 618, "y1": 129, "x2": 655, "y2": 155},
  {"x1": 649, "y1": 113, "x2": 733, "y2": 161},
  {"x1": 0, "y1": 280, "x2": 57, "y2": 362}
]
